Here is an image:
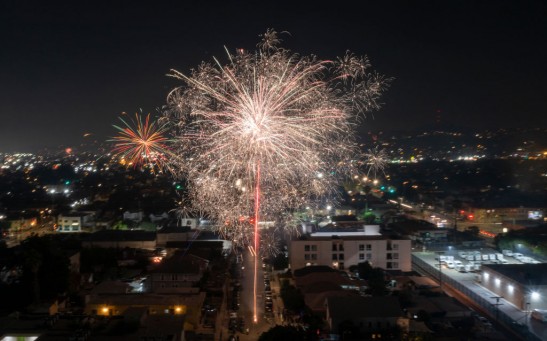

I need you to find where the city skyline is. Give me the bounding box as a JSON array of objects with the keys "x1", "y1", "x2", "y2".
[{"x1": 1, "y1": 0, "x2": 547, "y2": 152}]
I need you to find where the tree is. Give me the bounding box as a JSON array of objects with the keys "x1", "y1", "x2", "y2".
[
  {"x1": 259, "y1": 325, "x2": 306, "y2": 341},
  {"x1": 280, "y1": 280, "x2": 305, "y2": 312},
  {"x1": 272, "y1": 252, "x2": 289, "y2": 270},
  {"x1": 23, "y1": 247, "x2": 42, "y2": 303},
  {"x1": 357, "y1": 261, "x2": 387, "y2": 296},
  {"x1": 20, "y1": 236, "x2": 70, "y2": 301},
  {"x1": 466, "y1": 225, "x2": 479, "y2": 236}
]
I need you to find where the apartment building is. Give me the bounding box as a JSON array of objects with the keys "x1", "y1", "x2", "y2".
[{"x1": 290, "y1": 231, "x2": 411, "y2": 271}]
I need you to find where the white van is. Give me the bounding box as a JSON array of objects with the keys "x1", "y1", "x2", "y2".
[
  {"x1": 531, "y1": 309, "x2": 547, "y2": 322},
  {"x1": 513, "y1": 253, "x2": 524, "y2": 261},
  {"x1": 502, "y1": 250, "x2": 513, "y2": 257}
]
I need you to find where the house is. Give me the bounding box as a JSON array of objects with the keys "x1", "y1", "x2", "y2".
[
  {"x1": 149, "y1": 252, "x2": 209, "y2": 294},
  {"x1": 81, "y1": 230, "x2": 156, "y2": 249},
  {"x1": 57, "y1": 212, "x2": 94, "y2": 232},
  {"x1": 325, "y1": 296, "x2": 409, "y2": 338},
  {"x1": 156, "y1": 225, "x2": 195, "y2": 247},
  {"x1": 292, "y1": 268, "x2": 367, "y2": 315},
  {"x1": 123, "y1": 211, "x2": 144, "y2": 222},
  {"x1": 84, "y1": 280, "x2": 205, "y2": 334}
]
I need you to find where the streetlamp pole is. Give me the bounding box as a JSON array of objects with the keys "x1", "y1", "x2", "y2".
[
  {"x1": 491, "y1": 296, "x2": 503, "y2": 322},
  {"x1": 435, "y1": 251, "x2": 444, "y2": 290}
]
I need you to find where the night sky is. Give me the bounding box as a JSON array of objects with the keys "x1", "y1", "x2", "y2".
[{"x1": 1, "y1": 0, "x2": 546, "y2": 152}]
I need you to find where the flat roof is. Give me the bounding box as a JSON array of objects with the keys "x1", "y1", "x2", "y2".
[{"x1": 483, "y1": 263, "x2": 547, "y2": 285}]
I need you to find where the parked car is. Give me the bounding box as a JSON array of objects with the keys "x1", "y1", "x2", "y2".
[{"x1": 502, "y1": 250, "x2": 514, "y2": 257}]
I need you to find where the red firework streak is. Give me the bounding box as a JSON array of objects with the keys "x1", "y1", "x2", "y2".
[{"x1": 253, "y1": 161, "x2": 261, "y2": 323}]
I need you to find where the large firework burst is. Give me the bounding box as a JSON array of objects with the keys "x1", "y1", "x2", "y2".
[
  {"x1": 164, "y1": 29, "x2": 390, "y2": 226},
  {"x1": 163, "y1": 29, "x2": 390, "y2": 322},
  {"x1": 111, "y1": 113, "x2": 170, "y2": 167}
]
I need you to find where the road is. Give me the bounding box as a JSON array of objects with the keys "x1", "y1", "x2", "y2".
[{"x1": 220, "y1": 250, "x2": 283, "y2": 341}]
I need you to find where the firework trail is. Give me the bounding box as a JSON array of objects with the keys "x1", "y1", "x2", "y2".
[
  {"x1": 111, "y1": 113, "x2": 171, "y2": 168},
  {"x1": 163, "y1": 29, "x2": 390, "y2": 321}
]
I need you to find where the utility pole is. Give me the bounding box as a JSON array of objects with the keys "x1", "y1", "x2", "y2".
[
  {"x1": 491, "y1": 296, "x2": 503, "y2": 322},
  {"x1": 435, "y1": 251, "x2": 444, "y2": 289}
]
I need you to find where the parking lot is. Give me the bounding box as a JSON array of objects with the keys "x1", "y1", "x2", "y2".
[{"x1": 413, "y1": 248, "x2": 547, "y2": 341}]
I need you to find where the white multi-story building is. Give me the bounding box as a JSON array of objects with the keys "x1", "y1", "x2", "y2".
[
  {"x1": 57, "y1": 212, "x2": 94, "y2": 233},
  {"x1": 289, "y1": 230, "x2": 411, "y2": 272}
]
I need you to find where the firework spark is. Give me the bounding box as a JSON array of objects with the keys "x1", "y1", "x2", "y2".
[
  {"x1": 111, "y1": 113, "x2": 170, "y2": 167},
  {"x1": 163, "y1": 29, "x2": 390, "y2": 321},
  {"x1": 363, "y1": 147, "x2": 388, "y2": 180}
]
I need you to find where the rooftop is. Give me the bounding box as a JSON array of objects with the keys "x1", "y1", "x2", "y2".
[{"x1": 483, "y1": 263, "x2": 547, "y2": 285}]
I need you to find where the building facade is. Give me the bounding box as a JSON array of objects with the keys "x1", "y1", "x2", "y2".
[
  {"x1": 290, "y1": 232, "x2": 412, "y2": 272},
  {"x1": 481, "y1": 264, "x2": 547, "y2": 311},
  {"x1": 57, "y1": 213, "x2": 94, "y2": 233}
]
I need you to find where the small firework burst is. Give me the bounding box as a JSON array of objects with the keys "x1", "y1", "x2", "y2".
[
  {"x1": 363, "y1": 147, "x2": 388, "y2": 180},
  {"x1": 111, "y1": 113, "x2": 170, "y2": 167}
]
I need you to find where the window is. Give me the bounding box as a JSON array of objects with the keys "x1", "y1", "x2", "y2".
[
  {"x1": 393, "y1": 253, "x2": 399, "y2": 259},
  {"x1": 332, "y1": 243, "x2": 338, "y2": 251},
  {"x1": 304, "y1": 254, "x2": 310, "y2": 260},
  {"x1": 387, "y1": 253, "x2": 393, "y2": 260},
  {"x1": 339, "y1": 262, "x2": 344, "y2": 270},
  {"x1": 339, "y1": 244, "x2": 344, "y2": 251},
  {"x1": 359, "y1": 253, "x2": 364, "y2": 260},
  {"x1": 339, "y1": 254, "x2": 344, "y2": 260},
  {"x1": 311, "y1": 245, "x2": 317, "y2": 251},
  {"x1": 393, "y1": 244, "x2": 399, "y2": 250},
  {"x1": 386, "y1": 262, "x2": 393, "y2": 269},
  {"x1": 392, "y1": 262, "x2": 399, "y2": 268},
  {"x1": 359, "y1": 244, "x2": 364, "y2": 251},
  {"x1": 366, "y1": 244, "x2": 372, "y2": 251},
  {"x1": 304, "y1": 245, "x2": 310, "y2": 252},
  {"x1": 311, "y1": 254, "x2": 317, "y2": 260},
  {"x1": 366, "y1": 253, "x2": 372, "y2": 260},
  {"x1": 332, "y1": 254, "x2": 338, "y2": 260}
]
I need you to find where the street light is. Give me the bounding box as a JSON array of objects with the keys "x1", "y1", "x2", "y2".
[{"x1": 435, "y1": 251, "x2": 444, "y2": 289}]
